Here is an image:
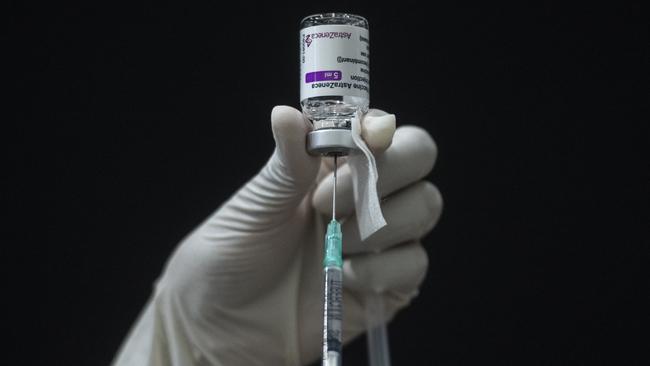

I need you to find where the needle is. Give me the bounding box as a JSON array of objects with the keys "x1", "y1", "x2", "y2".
[
  {"x1": 332, "y1": 155, "x2": 337, "y2": 221},
  {"x1": 323, "y1": 154, "x2": 343, "y2": 365}
]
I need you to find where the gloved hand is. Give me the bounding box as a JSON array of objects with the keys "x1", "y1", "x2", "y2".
[{"x1": 112, "y1": 106, "x2": 442, "y2": 366}]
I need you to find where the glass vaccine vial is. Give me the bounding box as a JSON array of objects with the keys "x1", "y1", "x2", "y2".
[{"x1": 300, "y1": 13, "x2": 370, "y2": 156}]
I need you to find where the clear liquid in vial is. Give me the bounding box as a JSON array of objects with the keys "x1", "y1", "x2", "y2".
[{"x1": 301, "y1": 95, "x2": 369, "y2": 129}]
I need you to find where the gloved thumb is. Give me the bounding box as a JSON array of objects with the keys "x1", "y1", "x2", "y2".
[
  {"x1": 270, "y1": 105, "x2": 320, "y2": 186},
  {"x1": 211, "y1": 106, "x2": 320, "y2": 232}
]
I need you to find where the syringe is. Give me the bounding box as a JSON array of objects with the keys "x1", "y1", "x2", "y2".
[{"x1": 323, "y1": 156, "x2": 343, "y2": 366}]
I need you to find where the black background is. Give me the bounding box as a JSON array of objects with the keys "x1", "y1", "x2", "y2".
[{"x1": 11, "y1": 1, "x2": 647, "y2": 365}]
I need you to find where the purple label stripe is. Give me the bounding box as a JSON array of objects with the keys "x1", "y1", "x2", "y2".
[{"x1": 306, "y1": 70, "x2": 342, "y2": 83}]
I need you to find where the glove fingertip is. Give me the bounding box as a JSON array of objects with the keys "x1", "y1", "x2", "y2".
[
  {"x1": 269, "y1": 105, "x2": 320, "y2": 185},
  {"x1": 362, "y1": 113, "x2": 396, "y2": 153},
  {"x1": 271, "y1": 105, "x2": 310, "y2": 140}
]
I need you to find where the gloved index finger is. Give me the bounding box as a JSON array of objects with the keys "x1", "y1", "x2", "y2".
[
  {"x1": 361, "y1": 109, "x2": 396, "y2": 154},
  {"x1": 317, "y1": 109, "x2": 394, "y2": 178},
  {"x1": 312, "y1": 125, "x2": 437, "y2": 218},
  {"x1": 316, "y1": 109, "x2": 394, "y2": 182}
]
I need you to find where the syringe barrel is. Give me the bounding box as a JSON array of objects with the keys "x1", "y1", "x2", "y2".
[{"x1": 323, "y1": 266, "x2": 343, "y2": 366}]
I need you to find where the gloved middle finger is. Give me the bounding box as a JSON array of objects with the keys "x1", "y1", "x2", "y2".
[
  {"x1": 312, "y1": 125, "x2": 437, "y2": 218},
  {"x1": 341, "y1": 181, "x2": 443, "y2": 254}
]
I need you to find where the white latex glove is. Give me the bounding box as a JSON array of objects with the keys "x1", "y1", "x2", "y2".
[{"x1": 112, "y1": 106, "x2": 442, "y2": 366}]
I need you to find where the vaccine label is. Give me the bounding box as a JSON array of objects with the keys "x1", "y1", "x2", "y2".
[{"x1": 300, "y1": 24, "x2": 369, "y2": 102}]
